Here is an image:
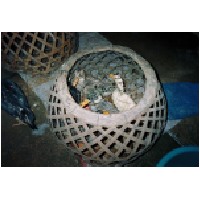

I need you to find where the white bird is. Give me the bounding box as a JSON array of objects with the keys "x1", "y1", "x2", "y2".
[{"x1": 111, "y1": 75, "x2": 136, "y2": 112}]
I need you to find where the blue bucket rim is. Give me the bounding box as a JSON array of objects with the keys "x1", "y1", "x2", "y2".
[{"x1": 156, "y1": 146, "x2": 199, "y2": 167}]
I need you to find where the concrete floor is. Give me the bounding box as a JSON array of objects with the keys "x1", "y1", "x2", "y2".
[{"x1": 1, "y1": 32, "x2": 199, "y2": 167}]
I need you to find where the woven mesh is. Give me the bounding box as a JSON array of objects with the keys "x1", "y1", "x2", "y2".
[
  {"x1": 67, "y1": 50, "x2": 146, "y2": 112},
  {"x1": 48, "y1": 46, "x2": 167, "y2": 165},
  {"x1": 1, "y1": 32, "x2": 78, "y2": 75}
]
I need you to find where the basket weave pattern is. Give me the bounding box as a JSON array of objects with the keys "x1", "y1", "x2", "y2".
[
  {"x1": 48, "y1": 46, "x2": 167, "y2": 165},
  {"x1": 1, "y1": 32, "x2": 78, "y2": 74}
]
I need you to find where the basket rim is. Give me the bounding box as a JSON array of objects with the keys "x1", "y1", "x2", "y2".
[{"x1": 57, "y1": 45, "x2": 158, "y2": 126}]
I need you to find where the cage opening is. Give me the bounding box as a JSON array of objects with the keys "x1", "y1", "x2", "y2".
[
  {"x1": 3, "y1": 36, "x2": 9, "y2": 44},
  {"x1": 85, "y1": 135, "x2": 90, "y2": 143},
  {"x1": 78, "y1": 125, "x2": 85, "y2": 132},
  {"x1": 56, "y1": 39, "x2": 62, "y2": 47},
  {"x1": 82, "y1": 148, "x2": 92, "y2": 157},
  {"x1": 102, "y1": 127, "x2": 108, "y2": 131},
  {"x1": 134, "y1": 130, "x2": 141, "y2": 138},
  {"x1": 91, "y1": 143, "x2": 100, "y2": 153},
  {"x1": 161, "y1": 120, "x2": 165, "y2": 127},
  {"x1": 136, "y1": 144, "x2": 145, "y2": 153},
  {"x1": 48, "y1": 106, "x2": 50, "y2": 115},
  {"x1": 57, "y1": 107, "x2": 61, "y2": 115},
  {"x1": 110, "y1": 147, "x2": 118, "y2": 153},
  {"x1": 87, "y1": 124, "x2": 94, "y2": 129},
  {"x1": 52, "y1": 107, "x2": 56, "y2": 115},
  {"x1": 160, "y1": 98, "x2": 164, "y2": 106},
  {"x1": 116, "y1": 125, "x2": 123, "y2": 129},
  {"x1": 109, "y1": 131, "x2": 116, "y2": 137},
  {"x1": 64, "y1": 45, "x2": 68, "y2": 53},
  {"x1": 53, "y1": 96, "x2": 56, "y2": 103},
  {"x1": 131, "y1": 119, "x2": 136, "y2": 124},
  {"x1": 56, "y1": 132, "x2": 62, "y2": 140},
  {"x1": 41, "y1": 57, "x2": 49, "y2": 63},
  {"x1": 19, "y1": 50, "x2": 27, "y2": 59},
  {"x1": 53, "y1": 53, "x2": 61, "y2": 58},
  {"x1": 14, "y1": 37, "x2": 21, "y2": 45},
  {"x1": 99, "y1": 151, "x2": 107, "y2": 159},
  {"x1": 37, "y1": 32, "x2": 45, "y2": 39},
  {"x1": 26, "y1": 34, "x2": 33, "y2": 43},
  {"x1": 161, "y1": 109, "x2": 164, "y2": 117},
  {"x1": 66, "y1": 141, "x2": 75, "y2": 148},
  {"x1": 75, "y1": 139, "x2": 85, "y2": 149},
  {"x1": 34, "y1": 40, "x2": 42, "y2": 50},
  {"x1": 28, "y1": 60, "x2": 36, "y2": 66},
  {"x1": 70, "y1": 128, "x2": 78, "y2": 136},
  {"x1": 154, "y1": 120, "x2": 160, "y2": 129},
  {"x1": 147, "y1": 120, "x2": 153, "y2": 128},
  {"x1": 143, "y1": 132, "x2": 149, "y2": 140},
  {"x1": 156, "y1": 110, "x2": 160, "y2": 117},
  {"x1": 65, "y1": 118, "x2": 72, "y2": 125},
  {"x1": 32, "y1": 49, "x2": 39, "y2": 57},
  {"x1": 58, "y1": 119, "x2": 65, "y2": 127},
  {"x1": 126, "y1": 140, "x2": 135, "y2": 149},
  {"x1": 124, "y1": 127, "x2": 132, "y2": 133},
  {"x1": 22, "y1": 42, "x2": 29, "y2": 51},
  {"x1": 101, "y1": 136, "x2": 108, "y2": 145},
  {"x1": 44, "y1": 45, "x2": 52, "y2": 53},
  {"x1": 46, "y1": 35, "x2": 54, "y2": 43},
  {"x1": 74, "y1": 118, "x2": 78, "y2": 123},
  {"x1": 151, "y1": 133, "x2": 157, "y2": 142},
  {"x1": 61, "y1": 130, "x2": 67, "y2": 137},
  {"x1": 118, "y1": 135, "x2": 124, "y2": 143},
  {"x1": 52, "y1": 119, "x2": 57, "y2": 128},
  {"x1": 57, "y1": 32, "x2": 62, "y2": 38},
  {"x1": 149, "y1": 111, "x2": 153, "y2": 117},
  {"x1": 119, "y1": 149, "x2": 129, "y2": 158},
  {"x1": 7, "y1": 32, "x2": 13, "y2": 37},
  {"x1": 138, "y1": 120, "x2": 144, "y2": 127}
]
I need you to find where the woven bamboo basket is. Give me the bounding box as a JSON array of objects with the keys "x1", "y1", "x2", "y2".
[
  {"x1": 48, "y1": 46, "x2": 167, "y2": 165},
  {"x1": 1, "y1": 32, "x2": 78, "y2": 75}
]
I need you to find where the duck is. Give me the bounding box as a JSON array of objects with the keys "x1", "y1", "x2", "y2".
[
  {"x1": 1, "y1": 79, "x2": 37, "y2": 129},
  {"x1": 111, "y1": 74, "x2": 136, "y2": 112}
]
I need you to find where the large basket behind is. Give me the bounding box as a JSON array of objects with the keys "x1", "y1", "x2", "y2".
[{"x1": 1, "y1": 32, "x2": 78, "y2": 75}]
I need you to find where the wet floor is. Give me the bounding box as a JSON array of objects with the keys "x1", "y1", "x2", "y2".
[{"x1": 1, "y1": 32, "x2": 199, "y2": 167}]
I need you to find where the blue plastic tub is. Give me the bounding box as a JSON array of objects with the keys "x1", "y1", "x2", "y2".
[{"x1": 156, "y1": 146, "x2": 199, "y2": 167}]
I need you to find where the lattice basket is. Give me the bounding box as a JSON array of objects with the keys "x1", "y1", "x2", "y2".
[
  {"x1": 48, "y1": 46, "x2": 167, "y2": 166},
  {"x1": 1, "y1": 32, "x2": 78, "y2": 75}
]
